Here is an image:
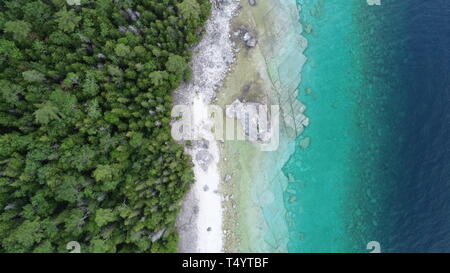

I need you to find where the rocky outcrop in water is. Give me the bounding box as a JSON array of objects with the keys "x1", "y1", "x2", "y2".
[
  {"x1": 235, "y1": 26, "x2": 258, "y2": 48},
  {"x1": 244, "y1": 32, "x2": 258, "y2": 47}
]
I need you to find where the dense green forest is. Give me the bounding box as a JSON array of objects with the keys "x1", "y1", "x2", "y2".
[{"x1": 0, "y1": 0, "x2": 210, "y2": 252}]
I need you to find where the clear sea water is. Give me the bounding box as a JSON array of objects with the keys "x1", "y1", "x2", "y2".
[{"x1": 282, "y1": 0, "x2": 450, "y2": 252}]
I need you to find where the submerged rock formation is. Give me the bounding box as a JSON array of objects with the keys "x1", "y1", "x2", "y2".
[
  {"x1": 248, "y1": 0, "x2": 257, "y2": 6},
  {"x1": 259, "y1": 1, "x2": 309, "y2": 138}
]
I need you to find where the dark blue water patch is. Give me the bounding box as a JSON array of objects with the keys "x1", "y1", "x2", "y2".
[{"x1": 371, "y1": 0, "x2": 450, "y2": 252}]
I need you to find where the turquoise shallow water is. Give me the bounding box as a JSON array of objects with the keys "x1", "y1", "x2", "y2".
[{"x1": 282, "y1": 0, "x2": 385, "y2": 252}]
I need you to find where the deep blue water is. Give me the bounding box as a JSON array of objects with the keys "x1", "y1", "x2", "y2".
[
  {"x1": 374, "y1": 0, "x2": 450, "y2": 252},
  {"x1": 348, "y1": 0, "x2": 450, "y2": 252}
]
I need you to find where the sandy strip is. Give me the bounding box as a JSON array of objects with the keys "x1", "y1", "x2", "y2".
[{"x1": 174, "y1": 0, "x2": 240, "y2": 253}]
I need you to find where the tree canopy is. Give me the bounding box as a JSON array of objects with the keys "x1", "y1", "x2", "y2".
[{"x1": 0, "y1": 0, "x2": 211, "y2": 253}]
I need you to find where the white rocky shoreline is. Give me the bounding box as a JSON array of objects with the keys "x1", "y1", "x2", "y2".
[{"x1": 174, "y1": 0, "x2": 240, "y2": 253}]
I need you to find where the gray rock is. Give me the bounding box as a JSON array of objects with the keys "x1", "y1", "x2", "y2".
[
  {"x1": 195, "y1": 149, "x2": 213, "y2": 171},
  {"x1": 207, "y1": 227, "x2": 212, "y2": 232},
  {"x1": 224, "y1": 174, "x2": 232, "y2": 182},
  {"x1": 241, "y1": 83, "x2": 253, "y2": 95},
  {"x1": 246, "y1": 37, "x2": 258, "y2": 47},
  {"x1": 195, "y1": 139, "x2": 209, "y2": 149},
  {"x1": 213, "y1": 0, "x2": 225, "y2": 9},
  {"x1": 241, "y1": 31, "x2": 258, "y2": 47},
  {"x1": 249, "y1": 0, "x2": 257, "y2": 6},
  {"x1": 243, "y1": 32, "x2": 252, "y2": 42}
]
